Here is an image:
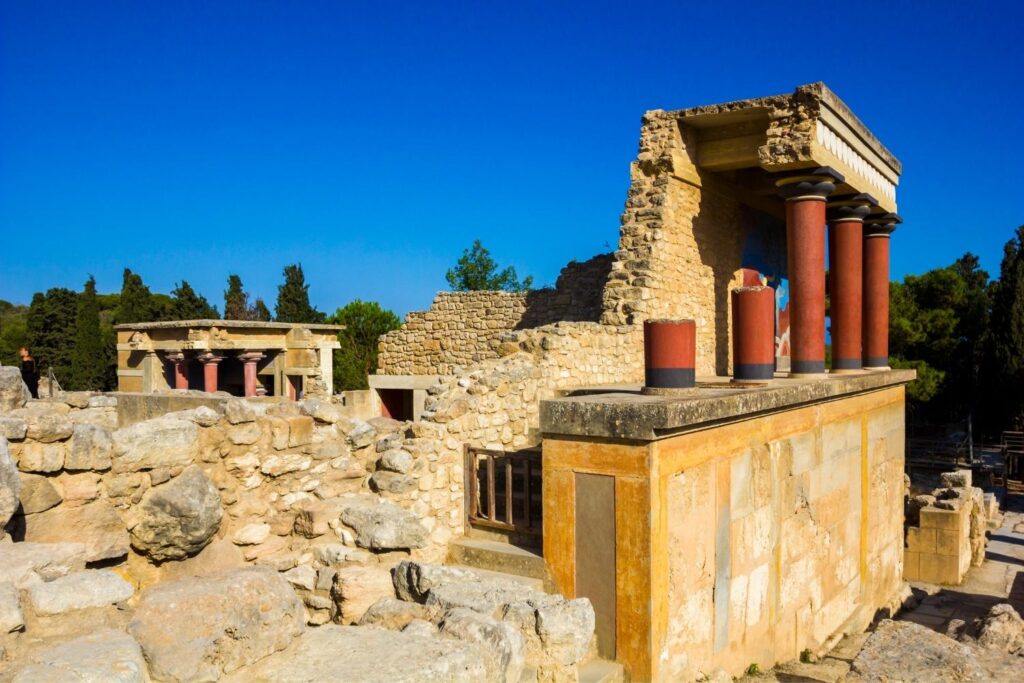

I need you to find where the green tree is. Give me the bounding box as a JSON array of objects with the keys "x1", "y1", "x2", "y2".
[
  {"x1": 26, "y1": 288, "x2": 78, "y2": 385},
  {"x1": 328, "y1": 300, "x2": 401, "y2": 390},
  {"x1": 251, "y1": 298, "x2": 272, "y2": 322},
  {"x1": 275, "y1": 264, "x2": 324, "y2": 323},
  {"x1": 982, "y1": 226, "x2": 1024, "y2": 431},
  {"x1": 69, "y1": 276, "x2": 106, "y2": 390},
  {"x1": 0, "y1": 300, "x2": 29, "y2": 366},
  {"x1": 888, "y1": 254, "x2": 991, "y2": 422},
  {"x1": 445, "y1": 240, "x2": 533, "y2": 292},
  {"x1": 171, "y1": 280, "x2": 218, "y2": 319},
  {"x1": 117, "y1": 268, "x2": 154, "y2": 323},
  {"x1": 224, "y1": 274, "x2": 250, "y2": 320}
]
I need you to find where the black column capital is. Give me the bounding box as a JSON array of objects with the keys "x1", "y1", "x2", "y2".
[
  {"x1": 864, "y1": 213, "x2": 902, "y2": 238},
  {"x1": 827, "y1": 193, "x2": 877, "y2": 222},
  {"x1": 776, "y1": 166, "x2": 845, "y2": 201}
]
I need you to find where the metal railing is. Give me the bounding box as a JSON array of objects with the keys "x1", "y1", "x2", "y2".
[{"x1": 464, "y1": 446, "x2": 542, "y2": 536}]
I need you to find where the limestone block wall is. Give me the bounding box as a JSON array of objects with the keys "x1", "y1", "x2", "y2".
[
  {"x1": 662, "y1": 389, "x2": 905, "y2": 678},
  {"x1": 541, "y1": 384, "x2": 907, "y2": 681},
  {"x1": 377, "y1": 253, "x2": 615, "y2": 377},
  {"x1": 601, "y1": 109, "x2": 787, "y2": 376}
]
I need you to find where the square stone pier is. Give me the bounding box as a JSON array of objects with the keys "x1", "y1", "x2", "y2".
[{"x1": 539, "y1": 369, "x2": 915, "y2": 681}]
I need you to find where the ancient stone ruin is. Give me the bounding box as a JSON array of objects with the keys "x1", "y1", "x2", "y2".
[{"x1": 3, "y1": 83, "x2": 1022, "y2": 682}]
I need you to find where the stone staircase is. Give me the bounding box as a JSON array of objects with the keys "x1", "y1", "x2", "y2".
[{"x1": 447, "y1": 535, "x2": 624, "y2": 683}]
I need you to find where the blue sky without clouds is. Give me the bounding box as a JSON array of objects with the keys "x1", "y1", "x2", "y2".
[{"x1": 1, "y1": 1, "x2": 1022, "y2": 316}]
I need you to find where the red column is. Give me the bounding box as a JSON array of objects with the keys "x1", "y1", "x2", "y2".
[
  {"x1": 239, "y1": 352, "x2": 265, "y2": 398},
  {"x1": 198, "y1": 353, "x2": 223, "y2": 393},
  {"x1": 166, "y1": 352, "x2": 189, "y2": 389},
  {"x1": 642, "y1": 319, "x2": 696, "y2": 392},
  {"x1": 863, "y1": 215, "x2": 901, "y2": 369},
  {"x1": 827, "y1": 194, "x2": 875, "y2": 372},
  {"x1": 777, "y1": 168, "x2": 842, "y2": 377},
  {"x1": 731, "y1": 286, "x2": 775, "y2": 381}
]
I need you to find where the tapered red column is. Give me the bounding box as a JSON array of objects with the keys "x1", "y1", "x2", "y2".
[
  {"x1": 827, "y1": 194, "x2": 875, "y2": 372},
  {"x1": 198, "y1": 353, "x2": 223, "y2": 393},
  {"x1": 863, "y1": 215, "x2": 901, "y2": 369},
  {"x1": 777, "y1": 168, "x2": 842, "y2": 377},
  {"x1": 239, "y1": 352, "x2": 265, "y2": 398},
  {"x1": 166, "y1": 352, "x2": 189, "y2": 389}
]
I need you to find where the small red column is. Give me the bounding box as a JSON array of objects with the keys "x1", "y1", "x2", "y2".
[
  {"x1": 642, "y1": 319, "x2": 696, "y2": 392},
  {"x1": 731, "y1": 286, "x2": 775, "y2": 381},
  {"x1": 239, "y1": 352, "x2": 265, "y2": 398},
  {"x1": 198, "y1": 353, "x2": 223, "y2": 393},
  {"x1": 863, "y1": 215, "x2": 901, "y2": 369},
  {"x1": 777, "y1": 168, "x2": 842, "y2": 377},
  {"x1": 166, "y1": 352, "x2": 189, "y2": 389},
  {"x1": 827, "y1": 194, "x2": 875, "y2": 373}
]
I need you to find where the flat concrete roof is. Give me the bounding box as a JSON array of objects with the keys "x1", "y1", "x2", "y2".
[
  {"x1": 115, "y1": 319, "x2": 344, "y2": 331},
  {"x1": 540, "y1": 369, "x2": 916, "y2": 442}
]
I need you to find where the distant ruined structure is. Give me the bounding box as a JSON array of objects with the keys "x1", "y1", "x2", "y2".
[{"x1": 2, "y1": 83, "x2": 933, "y2": 682}]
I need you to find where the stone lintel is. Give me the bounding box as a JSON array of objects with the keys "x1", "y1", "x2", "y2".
[{"x1": 540, "y1": 369, "x2": 916, "y2": 442}]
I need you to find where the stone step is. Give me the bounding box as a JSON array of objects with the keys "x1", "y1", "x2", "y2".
[
  {"x1": 446, "y1": 565, "x2": 546, "y2": 592},
  {"x1": 578, "y1": 658, "x2": 626, "y2": 683},
  {"x1": 447, "y1": 537, "x2": 554, "y2": 591}
]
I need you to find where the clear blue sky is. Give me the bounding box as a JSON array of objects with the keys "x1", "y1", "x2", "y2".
[{"x1": 1, "y1": 1, "x2": 1021, "y2": 317}]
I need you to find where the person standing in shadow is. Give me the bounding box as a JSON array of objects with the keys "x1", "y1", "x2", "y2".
[{"x1": 19, "y1": 347, "x2": 39, "y2": 398}]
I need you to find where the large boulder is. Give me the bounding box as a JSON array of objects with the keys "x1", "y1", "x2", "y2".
[
  {"x1": 67, "y1": 423, "x2": 113, "y2": 471},
  {"x1": 440, "y1": 607, "x2": 526, "y2": 683},
  {"x1": 339, "y1": 497, "x2": 428, "y2": 550},
  {"x1": 331, "y1": 565, "x2": 396, "y2": 624},
  {"x1": 976, "y1": 603, "x2": 1024, "y2": 655},
  {"x1": 1, "y1": 436, "x2": 20, "y2": 528},
  {"x1": 392, "y1": 561, "x2": 481, "y2": 602},
  {"x1": 222, "y1": 625, "x2": 494, "y2": 683},
  {"x1": 18, "y1": 472, "x2": 62, "y2": 514},
  {"x1": 0, "y1": 580, "x2": 24, "y2": 632},
  {"x1": 127, "y1": 567, "x2": 305, "y2": 682},
  {"x1": 20, "y1": 408, "x2": 73, "y2": 443},
  {"x1": 0, "y1": 541, "x2": 88, "y2": 589},
  {"x1": 0, "y1": 366, "x2": 30, "y2": 411},
  {"x1": 111, "y1": 415, "x2": 199, "y2": 472},
  {"x1": 358, "y1": 598, "x2": 443, "y2": 631},
  {"x1": 130, "y1": 465, "x2": 223, "y2": 562},
  {"x1": 21, "y1": 499, "x2": 129, "y2": 562},
  {"x1": 851, "y1": 619, "x2": 990, "y2": 681},
  {"x1": 27, "y1": 569, "x2": 134, "y2": 615},
  {"x1": 11, "y1": 629, "x2": 148, "y2": 683}
]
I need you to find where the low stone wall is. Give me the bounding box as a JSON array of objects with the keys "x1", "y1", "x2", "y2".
[
  {"x1": 904, "y1": 470, "x2": 990, "y2": 585},
  {"x1": 377, "y1": 253, "x2": 615, "y2": 377}
]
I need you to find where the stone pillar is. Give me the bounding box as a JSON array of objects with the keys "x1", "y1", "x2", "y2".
[
  {"x1": 239, "y1": 352, "x2": 265, "y2": 398},
  {"x1": 731, "y1": 286, "x2": 775, "y2": 381},
  {"x1": 642, "y1": 319, "x2": 696, "y2": 392},
  {"x1": 863, "y1": 215, "x2": 901, "y2": 370},
  {"x1": 776, "y1": 168, "x2": 842, "y2": 377},
  {"x1": 198, "y1": 353, "x2": 224, "y2": 393},
  {"x1": 827, "y1": 194, "x2": 875, "y2": 373},
  {"x1": 165, "y1": 352, "x2": 189, "y2": 390}
]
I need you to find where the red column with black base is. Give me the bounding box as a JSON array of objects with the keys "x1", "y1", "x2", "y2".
[
  {"x1": 827, "y1": 194, "x2": 875, "y2": 372},
  {"x1": 863, "y1": 215, "x2": 900, "y2": 369},
  {"x1": 643, "y1": 319, "x2": 696, "y2": 391},
  {"x1": 777, "y1": 168, "x2": 842, "y2": 377},
  {"x1": 732, "y1": 286, "x2": 776, "y2": 381},
  {"x1": 198, "y1": 353, "x2": 223, "y2": 393}
]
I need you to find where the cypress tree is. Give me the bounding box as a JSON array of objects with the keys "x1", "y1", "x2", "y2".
[
  {"x1": 171, "y1": 280, "x2": 218, "y2": 319},
  {"x1": 70, "y1": 276, "x2": 105, "y2": 390},
  {"x1": 224, "y1": 275, "x2": 250, "y2": 320},
  {"x1": 118, "y1": 268, "x2": 154, "y2": 323},
  {"x1": 26, "y1": 288, "x2": 78, "y2": 385},
  {"x1": 251, "y1": 298, "x2": 272, "y2": 321},
  {"x1": 275, "y1": 264, "x2": 324, "y2": 323}
]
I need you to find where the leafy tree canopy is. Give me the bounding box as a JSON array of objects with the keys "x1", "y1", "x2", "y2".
[
  {"x1": 117, "y1": 268, "x2": 154, "y2": 324},
  {"x1": 69, "y1": 276, "x2": 106, "y2": 391},
  {"x1": 224, "y1": 274, "x2": 250, "y2": 320},
  {"x1": 327, "y1": 300, "x2": 401, "y2": 391},
  {"x1": 445, "y1": 240, "x2": 533, "y2": 292}
]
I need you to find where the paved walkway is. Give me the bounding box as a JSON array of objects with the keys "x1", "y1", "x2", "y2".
[{"x1": 901, "y1": 499, "x2": 1024, "y2": 633}]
